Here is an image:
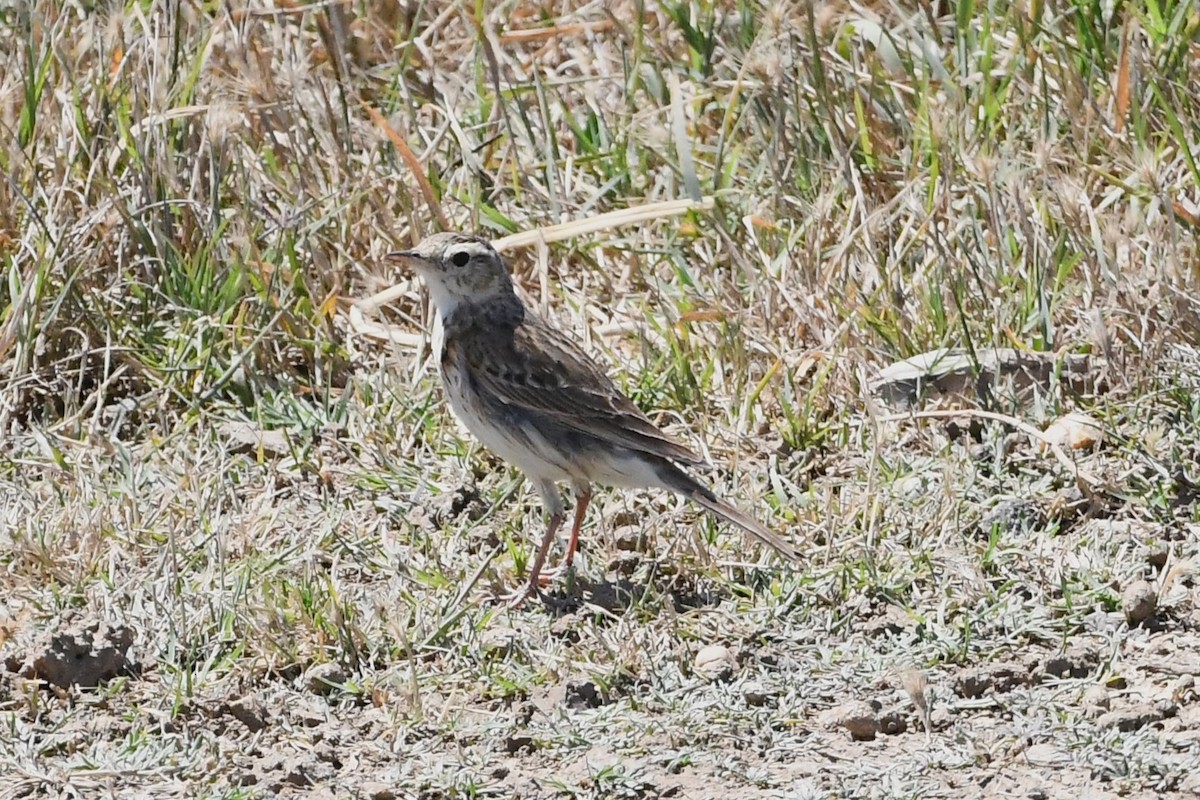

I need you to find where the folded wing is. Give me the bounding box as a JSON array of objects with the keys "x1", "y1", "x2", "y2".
[{"x1": 462, "y1": 312, "x2": 706, "y2": 467}]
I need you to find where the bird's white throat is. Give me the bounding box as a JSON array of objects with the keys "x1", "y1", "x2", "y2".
[{"x1": 418, "y1": 272, "x2": 468, "y2": 320}]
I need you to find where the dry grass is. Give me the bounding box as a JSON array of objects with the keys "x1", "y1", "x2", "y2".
[{"x1": 2, "y1": 1, "x2": 1200, "y2": 798}]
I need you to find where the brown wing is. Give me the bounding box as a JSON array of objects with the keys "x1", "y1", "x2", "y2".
[{"x1": 460, "y1": 312, "x2": 705, "y2": 466}]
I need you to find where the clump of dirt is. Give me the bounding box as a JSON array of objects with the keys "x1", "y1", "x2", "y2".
[
  {"x1": 952, "y1": 661, "x2": 1033, "y2": 698},
  {"x1": 1039, "y1": 642, "x2": 1102, "y2": 680},
  {"x1": 4, "y1": 619, "x2": 136, "y2": 689}
]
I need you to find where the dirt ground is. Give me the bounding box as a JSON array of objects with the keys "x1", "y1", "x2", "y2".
[{"x1": 4, "y1": 347, "x2": 1200, "y2": 799}]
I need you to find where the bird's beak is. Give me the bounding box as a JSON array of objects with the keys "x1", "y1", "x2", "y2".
[{"x1": 386, "y1": 249, "x2": 419, "y2": 269}]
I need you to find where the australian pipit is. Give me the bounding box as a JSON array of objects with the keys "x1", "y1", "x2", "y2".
[{"x1": 389, "y1": 233, "x2": 796, "y2": 602}]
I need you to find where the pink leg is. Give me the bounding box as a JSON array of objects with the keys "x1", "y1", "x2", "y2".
[
  {"x1": 562, "y1": 490, "x2": 592, "y2": 570},
  {"x1": 524, "y1": 511, "x2": 564, "y2": 597}
]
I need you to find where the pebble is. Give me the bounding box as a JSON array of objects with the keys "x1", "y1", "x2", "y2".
[
  {"x1": 694, "y1": 644, "x2": 737, "y2": 682},
  {"x1": 1122, "y1": 579, "x2": 1157, "y2": 626}
]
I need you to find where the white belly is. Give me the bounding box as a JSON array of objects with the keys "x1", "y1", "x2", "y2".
[
  {"x1": 439, "y1": 349, "x2": 576, "y2": 483},
  {"x1": 436, "y1": 339, "x2": 669, "y2": 493}
]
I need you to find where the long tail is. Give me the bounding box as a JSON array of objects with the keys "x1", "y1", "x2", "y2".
[{"x1": 656, "y1": 462, "x2": 799, "y2": 562}]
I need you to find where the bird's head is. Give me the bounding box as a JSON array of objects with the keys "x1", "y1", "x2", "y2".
[{"x1": 387, "y1": 233, "x2": 514, "y2": 317}]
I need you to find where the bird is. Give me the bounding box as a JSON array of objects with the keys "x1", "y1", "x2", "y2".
[{"x1": 388, "y1": 232, "x2": 797, "y2": 602}]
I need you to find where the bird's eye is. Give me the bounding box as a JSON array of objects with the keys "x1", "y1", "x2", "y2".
[{"x1": 450, "y1": 250, "x2": 470, "y2": 267}]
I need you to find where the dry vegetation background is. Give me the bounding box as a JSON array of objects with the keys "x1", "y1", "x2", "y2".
[{"x1": 2, "y1": 1, "x2": 1200, "y2": 798}]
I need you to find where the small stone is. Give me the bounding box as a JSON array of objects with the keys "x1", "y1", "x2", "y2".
[
  {"x1": 565, "y1": 680, "x2": 603, "y2": 709},
  {"x1": 610, "y1": 510, "x2": 639, "y2": 528},
  {"x1": 694, "y1": 645, "x2": 737, "y2": 682},
  {"x1": 1041, "y1": 643, "x2": 1101, "y2": 679},
  {"x1": 606, "y1": 552, "x2": 642, "y2": 577},
  {"x1": 304, "y1": 663, "x2": 348, "y2": 696},
  {"x1": 878, "y1": 709, "x2": 907, "y2": 736},
  {"x1": 226, "y1": 696, "x2": 269, "y2": 732},
  {"x1": 820, "y1": 701, "x2": 878, "y2": 741},
  {"x1": 232, "y1": 772, "x2": 258, "y2": 787},
  {"x1": 504, "y1": 734, "x2": 534, "y2": 754},
  {"x1": 613, "y1": 526, "x2": 649, "y2": 552},
  {"x1": 1096, "y1": 703, "x2": 1165, "y2": 732},
  {"x1": 361, "y1": 782, "x2": 396, "y2": 800},
  {"x1": 953, "y1": 662, "x2": 1030, "y2": 698},
  {"x1": 1157, "y1": 698, "x2": 1179, "y2": 717},
  {"x1": 1121, "y1": 579, "x2": 1157, "y2": 626}
]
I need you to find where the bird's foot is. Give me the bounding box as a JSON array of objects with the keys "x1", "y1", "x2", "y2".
[{"x1": 499, "y1": 564, "x2": 574, "y2": 608}]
